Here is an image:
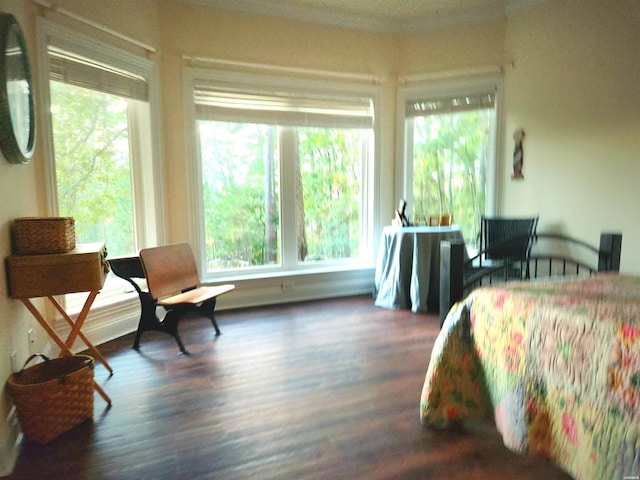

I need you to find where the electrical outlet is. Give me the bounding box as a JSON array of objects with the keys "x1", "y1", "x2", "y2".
[
  {"x1": 10, "y1": 351, "x2": 17, "y2": 373},
  {"x1": 28, "y1": 328, "x2": 34, "y2": 353}
]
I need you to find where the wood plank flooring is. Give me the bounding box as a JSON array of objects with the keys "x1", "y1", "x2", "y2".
[{"x1": 6, "y1": 296, "x2": 571, "y2": 479}]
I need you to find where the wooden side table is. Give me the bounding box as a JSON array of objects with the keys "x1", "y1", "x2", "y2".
[{"x1": 6, "y1": 242, "x2": 113, "y2": 405}]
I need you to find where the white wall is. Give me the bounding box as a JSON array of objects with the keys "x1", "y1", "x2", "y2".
[
  {"x1": 0, "y1": 2, "x2": 43, "y2": 474},
  {"x1": 502, "y1": 0, "x2": 640, "y2": 273}
]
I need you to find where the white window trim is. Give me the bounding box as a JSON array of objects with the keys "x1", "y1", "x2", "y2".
[
  {"x1": 183, "y1": 67, "x2": 381, "y2": 281},
  {"x1": 395, "y1": 73, "x2": 504, "y2": 220}
]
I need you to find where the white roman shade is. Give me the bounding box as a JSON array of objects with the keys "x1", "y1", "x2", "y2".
[
  {"x1": 48, "y1": 46, "x2": 148, "y2": 101},
  {"x1": 406, "y1": 91, "x2": 495, "y2": 117},
  {"x1": 194, "y1": 82, "x2": 374, "y2": 129}
]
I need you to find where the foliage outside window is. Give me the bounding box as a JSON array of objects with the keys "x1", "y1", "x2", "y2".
[
  {"x1": 297, "y1": 127, "x2": 365, "y2": 263},
  {"x1": 50, "y1": 82, "x2": 136, "y2": 256},
  {"x1": 198, "y1": 121, "x2": 280, "y2": 269},
  {"x1": 191, "y1": 71, "x2": 376, "y2": 276}
]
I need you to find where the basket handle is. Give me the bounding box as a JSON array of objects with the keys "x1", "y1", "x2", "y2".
[{"x1": 15, "y1": 354, "x2": 50, "y2": 376}]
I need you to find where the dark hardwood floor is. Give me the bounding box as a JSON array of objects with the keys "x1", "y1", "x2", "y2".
[{"x1": 6, "y1": 296, "x2": 571, "y2": 479}]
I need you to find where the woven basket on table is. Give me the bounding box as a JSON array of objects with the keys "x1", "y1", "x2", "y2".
[
  {"x1": 7, "y1": 354, "x2": 94, "y2": 444},
  {"x1": 12, "y1": 217, "x2": 76, "y2": 255}
]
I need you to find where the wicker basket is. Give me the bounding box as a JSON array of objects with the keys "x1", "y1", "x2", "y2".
[
  {"x1": 7, "y1": 354, "x2": 94, "y2": 444},
  {"x1": 12, "y1": 217, "x2": 76, "y2": 255}
]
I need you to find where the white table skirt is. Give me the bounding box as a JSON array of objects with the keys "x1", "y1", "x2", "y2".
[{"x1": 374, "y1": 225, "x2": 465, "y2": 313}]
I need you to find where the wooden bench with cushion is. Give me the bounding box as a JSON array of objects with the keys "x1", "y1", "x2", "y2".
[{"x1": 109, "y1": 243, "x2": 235, "y2": 354}]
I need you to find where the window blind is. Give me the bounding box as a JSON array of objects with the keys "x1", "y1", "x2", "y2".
[
  {"x1": 48, "y1": 46, "x2": 148, "y2": 101},
  {"x1": 406, "y1": 91, "x2": 495, "y2": 117},
  {"x1": 194, "y1": 83, "x2": 374, "y2": 129}
]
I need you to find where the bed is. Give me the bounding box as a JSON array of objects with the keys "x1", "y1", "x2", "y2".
[{"x1": 420, "y1": 273, "x2": 640, "y2": 479}]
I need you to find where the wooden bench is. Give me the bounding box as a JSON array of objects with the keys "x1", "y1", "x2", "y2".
[{"x1": 109, "y1": 243, "x2": 235, "y2": 354}]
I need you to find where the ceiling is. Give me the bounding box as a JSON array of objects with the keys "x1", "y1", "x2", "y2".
[{"x1": 174, "y1": 0, "x2": 543, "y2": 33}]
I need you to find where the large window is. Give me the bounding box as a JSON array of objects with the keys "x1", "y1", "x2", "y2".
[
  {"x1": 37, "y1": 20, "x2": 161, "y2": 305},
  {"x1": 39, "y1": 20, "x2": 161, "y2": 259},
  {"x1": 188, "y1": 70, "x2": 377, "y2": 277},
  {"x1": 399, "y1": 78, "x2": 499, "y2": 247}
]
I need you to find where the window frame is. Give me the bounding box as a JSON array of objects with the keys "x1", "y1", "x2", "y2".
[
  {"x1": 35, "y1": 18, "x2": 164, "y2": 303},
  {"x1": 395, "y1": 74, "x2": 503, "y2": 224},
  {"x1": 183, "y1": 68, "x2": 381, "y2": 281}
]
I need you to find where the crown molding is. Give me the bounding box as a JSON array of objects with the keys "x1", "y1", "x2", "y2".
[{"x1": 173, "y1": 0, "x2": 545, "y2": 34}]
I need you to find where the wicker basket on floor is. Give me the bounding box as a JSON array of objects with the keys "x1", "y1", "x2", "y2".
[
  {"x1": 7, "y1": 354, "x2": 94, "y2": 444},
  {"x1": 12, "y1": 217, "x2": 76, "y2": 255}
]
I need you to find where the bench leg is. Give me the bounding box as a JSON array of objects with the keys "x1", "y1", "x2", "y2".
[
  {"x1": 132, "y1": 292, "x2": 189, "y2": 354},
  {"x1": 133, "y1": 297, "x2": 222, "y2": 354},
  {"x1": 162, "y1": 307, "x2": 190, "y2": 354},
  {"x1": 199, "y1": 298, "x2": 221, "y2": 336},
  {"x1": 132, "y1": 292, "x2": 160, "y2": 350}
]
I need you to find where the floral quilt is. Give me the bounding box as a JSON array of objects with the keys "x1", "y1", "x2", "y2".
[{"x1": 420, "y1": 273, "x2": 640, "y2": 480}]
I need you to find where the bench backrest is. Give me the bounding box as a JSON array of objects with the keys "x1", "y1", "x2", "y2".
[{"x1": 139, "y1": 243, "x2": 200, "y2": 300}]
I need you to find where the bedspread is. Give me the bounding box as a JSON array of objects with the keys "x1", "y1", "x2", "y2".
[{"x1": 420, "y1": 273, "x2": 640, "y2": 480}]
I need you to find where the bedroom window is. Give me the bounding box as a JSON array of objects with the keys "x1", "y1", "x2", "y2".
[
  {"x1": 38, "y1": 19, "x2": 161, "y2": 303},
  {"x1": 187, "y1": 70, "x2": 377, "y2": 277},
  {"x1": 39, "y1": 20, "x2": 160, "y2": 257},
  {"x1": 398, "y1": 78, "x2": 500, "y2": 248}
]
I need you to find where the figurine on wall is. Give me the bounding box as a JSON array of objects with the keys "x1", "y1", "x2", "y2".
[{"x1": 512, "y1": 128, "x2": 525, "y2": 179}]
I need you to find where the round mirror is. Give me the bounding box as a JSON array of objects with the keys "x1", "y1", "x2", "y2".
[{"x1": 0, "y1": 13, "x2": 35, "y2": 164}]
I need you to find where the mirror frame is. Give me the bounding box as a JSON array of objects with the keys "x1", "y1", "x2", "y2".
[{"x1": 0, "y1": 12, "x2": 35, "y2": 164}]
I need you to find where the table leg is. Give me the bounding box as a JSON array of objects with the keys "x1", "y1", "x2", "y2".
[
  {"x1": 19, "y1": 298, "x2": 112, "y2": 405},
  {"x1": 65, "y1": 290, "x2": 98, "y2": 348},
  {"x1": 47, "y1": 295, "x2": 114, "y2": 375},
  {"x1": 93, "y1": 380, "x2": 112, "y2": 405},
  {"x1": 20, "y1": 299, "x2": 71, "y2": 355}
]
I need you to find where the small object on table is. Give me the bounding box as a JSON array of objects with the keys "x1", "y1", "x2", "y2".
[
  {"x1": 11, "y1": 216, "x2": 76, "y2": 254},
  {"x1": 440, "y1": 213, "x2": 453, "y2": 226},
  {"x1": 428, "y1": 215, "x2": 440, "y2": 226},
  {"x1": 395, "y1": 198, "x2": 411, "y2": 226}
]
